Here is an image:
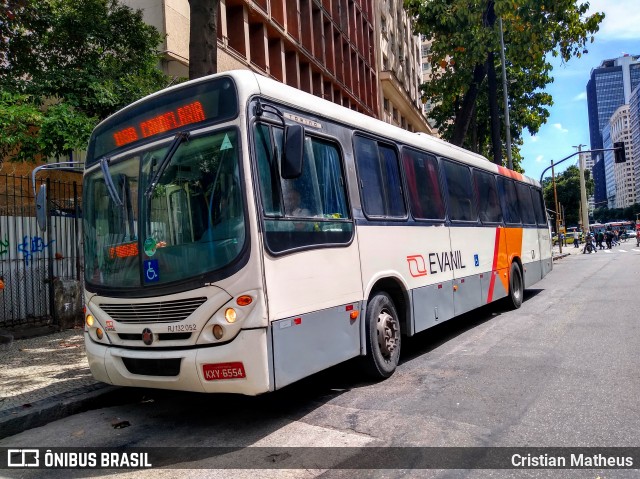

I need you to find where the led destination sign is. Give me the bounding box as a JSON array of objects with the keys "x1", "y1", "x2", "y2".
[
  {"x1": 113, "y1": 101, "x2": 205, "y2": 147},
  {"x1": 87, "y1": 77, "x2": 238, "y2": 163}
]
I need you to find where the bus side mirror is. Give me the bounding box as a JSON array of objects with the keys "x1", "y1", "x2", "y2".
[
  {"x1": 36, "y1": 184, "x2": 48, "y2": 231},
  {"x1": 281, "y1": 124, "x2": 304, "y2": 179}
]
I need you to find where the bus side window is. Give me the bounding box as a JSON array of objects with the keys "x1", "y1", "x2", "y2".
[
  {"x1": 474, "y1": 170, "x2": 503, "y2": 224},
  {"x1": 442, "y1": 159, "x2": 477, "y2": 222},
  {"x1": 254, "y1": 121, "x2": 353, "y2": 253},
  {"x1": 402, "y1": 148, "x2": 445, "y2": 221},
  {"x1": 254, "y1": 123, "x2": 283, "y2": 216},
  {"x1": 515, "y1": 182, "x2": 536, "y2": 225},
  {"x1": 497, "y1": 177, "x2": 521, "y2": 224},
  {"x1": 354, "y1": 135, "x2": 406, "y2": 218},
  {"x1": 531, "y1": 187, "x2": 547, "y2": 225}
]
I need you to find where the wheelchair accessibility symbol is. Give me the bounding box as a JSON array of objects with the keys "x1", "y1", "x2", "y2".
[{"x1": 144, "y1": 259, "x2": 159, "y2": 283}]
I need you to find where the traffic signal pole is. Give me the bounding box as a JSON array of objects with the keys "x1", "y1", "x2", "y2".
[
  {"x1": 539, "y1": 146, "x2": 625, "y2": 240},
  {"x1": 538, "y1": 147, "x2": 622, "y2": 185}
]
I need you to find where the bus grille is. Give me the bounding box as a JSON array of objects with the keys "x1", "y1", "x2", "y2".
[
  {"x1": 117, "y1": 333, "x2": 192, "y2": 341},
  {"x1": 100, "y1": 297, "x2": 207, "y2": 323}
]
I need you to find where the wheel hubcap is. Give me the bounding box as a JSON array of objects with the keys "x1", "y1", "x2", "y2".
[
  {"x1": 376, "y1": 309, "x2": 398, "y2": 359},
  {"x1": 513, "y1": 272, "x2": 522, "y2": 300}
]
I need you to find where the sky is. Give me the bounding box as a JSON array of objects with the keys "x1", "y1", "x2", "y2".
[{"x1": 519, "y1": 0, "x2": 640, "y2": 183}]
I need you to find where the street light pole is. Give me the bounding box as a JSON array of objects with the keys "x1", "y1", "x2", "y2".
[
  {"x1": 499, "y1": 17, "x2": 513, "y2": 170},
  {"x1": 573, "y1": 144, "x2": 589, "y2": 236},
  {"x1": 551, "y1": 159, "x2": 562, "y2": 254}
]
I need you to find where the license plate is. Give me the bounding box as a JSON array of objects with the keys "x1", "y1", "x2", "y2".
[{"x1": 202, "y1": 362, "x2": 246, "y2": 381}]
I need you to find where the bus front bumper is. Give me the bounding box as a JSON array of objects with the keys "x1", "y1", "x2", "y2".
[{"x1": 84, "y1": 328, "x2": 272, "y2": 395}]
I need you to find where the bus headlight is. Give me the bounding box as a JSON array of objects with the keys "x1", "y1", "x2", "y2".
[
  {"x1": 96, "y1": 328, "x2": 104, "y2": 340},
  {"x1": 224, "y1": 308, "x2": 237, "y2": 323},
  {"x1": 86, "y1": 314, "x2": 95, "y2": 327}
]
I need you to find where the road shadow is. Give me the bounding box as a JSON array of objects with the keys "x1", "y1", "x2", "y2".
[{"x1": 400, "y1": 288, "x2": 542, "y2": 364}]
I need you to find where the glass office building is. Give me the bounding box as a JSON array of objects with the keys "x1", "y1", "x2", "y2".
[{"x1": 586, "y1": 55, "x2": 640, "y2": 206}]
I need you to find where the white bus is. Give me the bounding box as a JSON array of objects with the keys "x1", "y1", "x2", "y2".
[{"x1": 82, "y1": 70, "x2": 552, "y2": 395}]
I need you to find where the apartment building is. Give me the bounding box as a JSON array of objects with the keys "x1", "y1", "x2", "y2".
[
  {"x1": 124, "y1": 0, "x2": 432, "y2": 133},
  {"x1": 603, "y1": 105, "x2": 635, "y2": 209},
  {"x1": 375, "y1": 0, "x2": 432, "y2": 133}
]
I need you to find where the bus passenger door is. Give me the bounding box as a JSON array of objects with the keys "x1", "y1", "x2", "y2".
[
  {"x1": 521, "y1": 228, "x2": 542, "y2": 287},
  {"x1": 534, "y1": 188, "x2": 552, "y2": 279},
  {"x1": 254, "y1": 121, "x2": 362, "y2": 390}
]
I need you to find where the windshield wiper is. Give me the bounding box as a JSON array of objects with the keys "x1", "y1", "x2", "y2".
[
  {"x1": 100, "y1": 157, "x2": 123, "y2": 206},
  {"x1": 144, "y1": 131, "x2": 190, "y2": 198}
]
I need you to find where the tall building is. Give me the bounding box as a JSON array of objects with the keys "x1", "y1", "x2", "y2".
[
  {"x1": 602, "y1": 105, "x2": 635, "y2": 209},
  {"x1": 630, "y1": 84, "x2": 640, "y2": 204},
  {"x1": 586, "y1": 54, "x2": 640, "y2": 206},
  {"x1": 123, "y1": 0, "x2": 431, "y2": 133}
]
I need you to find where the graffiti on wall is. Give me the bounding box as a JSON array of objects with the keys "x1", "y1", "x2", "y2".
[{"x1": 0, "y1": 236, "x2": 55, "y2": 266}]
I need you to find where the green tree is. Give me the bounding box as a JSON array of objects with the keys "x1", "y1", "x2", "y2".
[
  {"x1": 0, "y1": 0, "x2": 172, "y2": 162},
  {"x1": 593, "y1": 204, "x2": 640, "y2": 223},
  {"x1": 406, "y1": 0, "x2": 603, "y2": 169},
  {"x1": 543, "y1": 166, "x2": 594, "y2": 227}
]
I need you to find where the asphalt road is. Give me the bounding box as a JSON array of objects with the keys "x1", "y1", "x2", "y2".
[{"x1": 2, "y1": 248, "x2": 640, "y2": 478}]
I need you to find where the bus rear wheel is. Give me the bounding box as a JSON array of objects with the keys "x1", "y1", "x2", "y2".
[
  {"x1": 508, "y1": 262, "x2": 524, "y2": 309},
  {"x1": 361, "y1": 292, "x2": 401, "y2": 379}
]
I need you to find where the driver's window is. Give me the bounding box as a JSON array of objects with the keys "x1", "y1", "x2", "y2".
[{"x1": 253, "y1": 121, "x2": 352, "y2": 253}]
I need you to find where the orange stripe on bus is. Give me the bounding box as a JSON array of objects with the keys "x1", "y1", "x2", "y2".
[
  {"x1": 497, "y1": 166, "x2": 525, "y2": 182},
  {"x1": 501, "y1": 228, "x2": 523, "y2": 293},
  {"x1": 487, "y1": 227, "x2": 523, "y2": 303},
  {"x1": 486, "y1": 228, "x2": 502, "y2": 303}
]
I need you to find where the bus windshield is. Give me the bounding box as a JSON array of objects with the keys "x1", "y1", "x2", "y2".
[{"x1": 84, "y1": 127, "x2": 245, "y2": 288}]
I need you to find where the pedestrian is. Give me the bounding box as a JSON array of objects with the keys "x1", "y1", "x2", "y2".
[
  {"x1": 560, "y1": 232, "x2": 565, "y2": 246},
  {"x1": 597, "y1": 230, "x2": 604, "y2": 249},
  {"x1": 605, "y1": 227, "x2": 613, "y2": 249},
  {"x1": 573, "y1": 229, "x2": 580, "y2": 248}
]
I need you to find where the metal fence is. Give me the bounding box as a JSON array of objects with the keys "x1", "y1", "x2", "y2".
[{"x1": 0, "y1": 173, "x2": 83, "y2": 329}]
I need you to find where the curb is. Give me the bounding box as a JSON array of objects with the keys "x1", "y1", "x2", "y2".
[
  {"x1": 0, "y1": 383, "x2": 120, "y2": 439},
  {"x1": 552, "y1": 253, "x2": 571, "y2": 261}
]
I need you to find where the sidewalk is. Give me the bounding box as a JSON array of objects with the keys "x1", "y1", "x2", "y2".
[
  {"x1": 552, "y1": 243, "x2": 574, "y2": 260},
  {"x1": 0, "y1": 328, "x2": 116, "y2": 438}
]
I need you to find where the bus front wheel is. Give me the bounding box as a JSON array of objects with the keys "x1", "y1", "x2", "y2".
[
  {"x1": 508, "y1": 262, "x2": 524, "y2": 309},
  {"x1": 361, "y1": 292, "x2": 401, "y2": 379}
]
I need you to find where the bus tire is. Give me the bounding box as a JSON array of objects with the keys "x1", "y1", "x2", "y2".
[
  {"x1": 361, "y1": 292, "x2": 401, "y2": 379},
  {"x1": 508, "y1": 262, "x2": 524, "y2": 309}
]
